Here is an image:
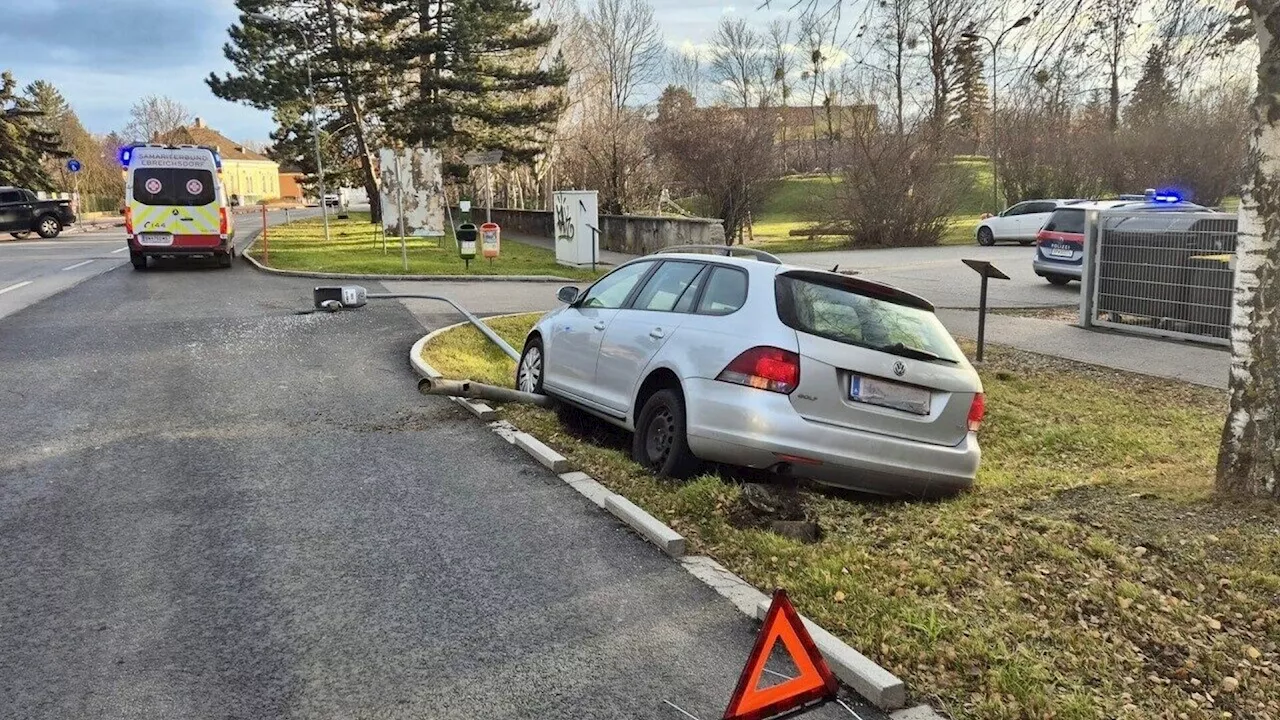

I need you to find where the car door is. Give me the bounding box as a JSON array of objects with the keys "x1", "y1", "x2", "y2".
[
  {"x1": 1018, "y1": 201, "x2": 1058, "y2": 239},
  {"x1": 0, "y1": 190, "x2": 28, "y2": 231},
  {"x1": 543, "y1": 260, "x2": 655, "y2": 403},
  {"x1": 991, "y1": 202, "x2": 1031, "y2": 240},
  {"x1": 594, "y1": 260, "x2": 708, "y2": 412}
]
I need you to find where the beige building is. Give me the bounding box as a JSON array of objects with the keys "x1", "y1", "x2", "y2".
[{"x1": 159, "y1": 118, "x2": 280, "y2": 204}]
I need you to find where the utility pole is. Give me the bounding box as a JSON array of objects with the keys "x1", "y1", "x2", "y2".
[{"x1": 962, "y1": 16, "x2": 1032, "y2": 214}]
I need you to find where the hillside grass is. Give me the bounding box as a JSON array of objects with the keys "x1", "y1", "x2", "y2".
[{"x1": 421, "y1": 313, "x2": 1280, "y2": 720}]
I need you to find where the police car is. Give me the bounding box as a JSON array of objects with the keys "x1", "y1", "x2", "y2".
[{"x1": 1032, "y1": 191, "x2": 1206, "y2": 285}]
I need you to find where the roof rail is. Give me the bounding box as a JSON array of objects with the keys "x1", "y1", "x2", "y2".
[{"x1": 653, "y1": 244, "x2": 782, "y2": 264}]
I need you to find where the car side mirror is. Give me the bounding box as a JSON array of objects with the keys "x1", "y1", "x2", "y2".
[{"x1": 557, "y1": 286, "x2": 580, "y2": 304}]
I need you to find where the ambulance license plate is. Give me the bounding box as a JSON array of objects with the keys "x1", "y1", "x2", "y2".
[{"x1": 138, "y1": 232, "x2": 173, "y2": 246}]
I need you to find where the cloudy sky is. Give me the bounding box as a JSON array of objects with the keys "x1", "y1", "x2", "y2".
[{"x1": 2, "y1": 0, "x2": 779, "y2": 144}]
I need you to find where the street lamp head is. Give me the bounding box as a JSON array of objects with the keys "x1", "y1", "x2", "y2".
[
  {"x1": 960, "y1": 32, "x2": 979, "y2": 40},
  {"x1": 1012, "y1": 15, "x2": 1032, "y2": 29}
]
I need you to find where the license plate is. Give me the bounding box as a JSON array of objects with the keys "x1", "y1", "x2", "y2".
[
  {"x1": 1049, "y1": 245, "x2": 1074, "y2": 258},
  {"x1": 850, "y1": 376, "x2": 931, "y2": 415},
  {"x1": 138, "y1": 232, "x2": 173, "y2": 246}
]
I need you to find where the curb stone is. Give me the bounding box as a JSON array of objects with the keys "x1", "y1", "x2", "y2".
[
  {"x1": 409, "y1": 321, "x2": 911, "y2": 712},
  {"x1": 240, "y1": 233, "x2": 575, "y2": 282}
]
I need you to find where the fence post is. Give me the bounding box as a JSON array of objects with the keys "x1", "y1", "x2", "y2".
[{"x1": 1079, "y1": 209, "x2": 1098, "y2": 329}]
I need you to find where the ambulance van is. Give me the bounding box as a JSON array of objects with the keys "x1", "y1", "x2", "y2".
[{"x1": 122, "y1": 144, "x2": 235, "y2": 270}]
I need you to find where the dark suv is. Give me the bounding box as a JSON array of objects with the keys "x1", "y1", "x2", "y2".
[{"x1": 0, "y1": 187, "x2": 77, "y2": 239}]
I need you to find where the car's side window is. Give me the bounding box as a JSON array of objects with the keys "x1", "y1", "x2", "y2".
[
  {"x1": 696, "y1": 267, "x2": 748, "y2": 315},
  {"x1": 581, "y1": 262, "x2": 653, "y2": 309},
  {"x1": 0, "y1": 192, "x2": 20, "y2": 204},
  {"x1": 1003, "y1": 203, "x2": 1029, "y2": 217},
  {"x1": 632, "y1": 261, "x2": 705, "y2": 312},
  {"x1": 672, "y1": 266, "x2": 710, "y2": 313},
  {"x1": 1030, "y1": 201, "x2": 1057, "y2": 214}
]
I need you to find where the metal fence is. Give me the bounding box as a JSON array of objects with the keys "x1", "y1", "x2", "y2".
[{"x1": 1079, "y1": 209, "x2": 1236, "y2": 346}]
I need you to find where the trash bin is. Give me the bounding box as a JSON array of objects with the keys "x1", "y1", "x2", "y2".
[{"x1": 457, "y1": 223, "x2": 478, "y2": 261}]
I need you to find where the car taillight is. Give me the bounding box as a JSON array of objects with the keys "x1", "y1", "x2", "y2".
[
  {"x1": 717, "y1": 346, "x2": 800, "y2": 394},
  {"x1": 219, "y1": 207, "x2": 229, "y2": 235},
  {"x1": 123, "y1": 206, "x2": 132, "y2": 234},
  {"x1": 968, "y1": 392, "x2": 986, "y2": 432},
  {"x1": 1035, "y1": 232, "x2": 1049, "y2": 245}
]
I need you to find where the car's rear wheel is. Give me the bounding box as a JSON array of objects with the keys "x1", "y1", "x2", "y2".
[
  {"x1": 516, "y1": 337, "x2": 545, "y2": 394},
  {"x1": 36, "y1": 216, "x2": 62, "y2": 239},
  {"x1": 1018, "y1": 240, "x2": 1033, "y2": 246},
  {"x1": 632, "y1": 388, "x2": 700, "y2": 479},
  {"x1": 10, "y1": 231, "x2": 30, "y2": 239},
  {"x1": 1046, "y1": 274, "x2": 1072, "y2": 285},
  {"x1": 130, "y1": 252, "x2": 147, "y2": 270},
  {"x1": 217, "y1": 251, "x2": 233, "y2": 269},
  {"x1": 977, "y1": 227, "x2": 995, "y2": 246}
]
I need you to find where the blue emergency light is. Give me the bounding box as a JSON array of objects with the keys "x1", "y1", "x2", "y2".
[
  {"x1": 1153, "y1": 191, "x2": 1182, "y2": 203},
  {"x1": 119, "y1": 147, "x2": 132, "y2": 166}
]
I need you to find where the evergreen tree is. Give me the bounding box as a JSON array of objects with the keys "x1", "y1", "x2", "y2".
[
  {"x1": 1126, "y1": 44, "x2": 1177, "y2": 127},
  {"x1": 0, "y1": 71, "x2": 65, "y2": 189},
  {"x1": 950, "y1": 34, "x2": 988, "y2": 153},
  {"x1": 367, "y1": 0, "x2": 568, "y2": 167},
  {"x1": 209, "y1": 0, "x2": 386, "y2": 221}
]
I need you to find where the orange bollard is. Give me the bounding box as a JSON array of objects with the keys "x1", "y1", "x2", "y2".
[{"x1": 261, "y1": 204, "x2": 269, "y2": 264}]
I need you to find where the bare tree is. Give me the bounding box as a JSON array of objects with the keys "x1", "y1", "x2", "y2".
[
  {"x1": 1218, "y1": 0, "x2": 1280, "y2": 499},
  {"x1": 920, "y1": 0, "x2": 992, "y2": 137},
  {"x1": 122, "y1": 95, "x2": 191, "y2": 142},
  {"x1": 668, "y1": 48, "x2": 703, "y2": 104},
  {"x1": 581, "y1": 0, "x2": 664, "y2": 213},
  {"x1": 710, "y1": 17, "x2": 766, "y2": 108},
  {"x1": 1086, "y1": 0, "x2": 1143, "y2": 129}
]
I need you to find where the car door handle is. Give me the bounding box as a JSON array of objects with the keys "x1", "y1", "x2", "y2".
[
  {"x1": 594, "y1": 322, "x2": 607, "y2": 330},
  {"x1": 649, "y1": 328, "x2": 665, "y2": 339}
]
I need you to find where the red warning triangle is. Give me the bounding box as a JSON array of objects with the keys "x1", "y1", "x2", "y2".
[{"x1": 722, "y1": 589, "x2": 839, "y2": 720}]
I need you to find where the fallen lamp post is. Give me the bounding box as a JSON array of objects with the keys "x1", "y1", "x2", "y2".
[{"x1": 417, "y1": 376, "x2": 554, "y2": 407}]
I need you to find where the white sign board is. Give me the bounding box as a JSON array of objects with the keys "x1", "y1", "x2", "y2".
[
  {"x1": 553, "y1": 190, "x2": 600, "y2": 268},
  {"x1": 464, "y1": 149, "x2": 503, "y2": 166},
  {"x1": 378, "y1": 147, "x2": 445, "y2": 237}
]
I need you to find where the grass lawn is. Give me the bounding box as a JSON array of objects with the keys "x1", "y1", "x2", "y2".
[
  {"x1": 423, "y1": 313, "x2": 1280, "y2": 720},
  {"x1": 249, "y1": 212, "x2": 599, "y2": 279}
]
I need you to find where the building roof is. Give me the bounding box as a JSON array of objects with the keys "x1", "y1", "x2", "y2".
[{"x1": 157, "y1": 118, "x2": 275, "y2": 162}]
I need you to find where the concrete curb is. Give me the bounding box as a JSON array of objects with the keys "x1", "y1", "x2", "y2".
[
  {"x1": 603, "y1": 494, "x2": 686, "y2": 558},
  {"x1": 513, "y1": 431, "x2": 571, "y2": 473},
  {"x1": 755, "y1": 598, "x2": 907, "y2": 709},
  {"x1": 239, "y1": 233, "x2": 575, "y2": 283},
  {"x1": 408, "y1": 321, "x2": 912, "y2": 712}
]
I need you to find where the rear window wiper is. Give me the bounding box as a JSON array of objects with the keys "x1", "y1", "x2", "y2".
[{"x1": 876, "y1": 342, "x2": 959, "y2": 364}]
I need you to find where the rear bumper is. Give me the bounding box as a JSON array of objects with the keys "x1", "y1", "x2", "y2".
[
  {"x1": 129, "y1": 234, "x2": 230, "y2": 255},
  {"x1": 683, "y1": 378, "x2": 980, "y2": 496},
  {"x1": 1032, "y1": 256, "x2": 1082, "y2": 279}
]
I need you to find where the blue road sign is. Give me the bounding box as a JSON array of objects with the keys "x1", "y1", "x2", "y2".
[{"x1": 67, "y1": 159, "x2": 82, "y2": 173}]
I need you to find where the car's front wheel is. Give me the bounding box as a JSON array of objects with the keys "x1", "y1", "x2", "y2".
[
  {"x1": 516, "y1": 336, "x2": 545, "y2": 394},
  {"x1": 632, "y1": 388, "x2": 700, "y2": 479},
  {"x1": 35, "y1": 215, "x2": 62, "y2": 239},
  {"x1": 977, "y1": 227, "x2": 995, "y2": 246}
]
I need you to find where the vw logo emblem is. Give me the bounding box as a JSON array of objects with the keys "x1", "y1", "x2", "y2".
[{"x1": 893, "y1": 361, "x2": 906, "y2": 377}]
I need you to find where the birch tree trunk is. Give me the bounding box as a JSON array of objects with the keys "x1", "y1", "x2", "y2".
[{"x1": 1217, "y1": 0, "x2": 1280, "y2": 499}]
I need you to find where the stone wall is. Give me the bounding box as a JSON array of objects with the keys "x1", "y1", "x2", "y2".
[{"x1": 453, "y1": 207, "x2": 725, "y2": 254}]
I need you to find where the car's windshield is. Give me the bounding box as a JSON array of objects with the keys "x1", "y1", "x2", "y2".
[
  {"x1": 774, "y1": 275, "x2": 962, "y2": 363},
  {"x1": 132, "y1": 168, "x2": 216, "y2": 207}
]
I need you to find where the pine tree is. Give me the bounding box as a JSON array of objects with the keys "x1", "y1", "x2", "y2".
[
  {"x1": 950, "y1": 34, "x2": 988, "y2": 153},
  {"x1": 209, "y1": 0, "x2": 385, "y2": 221},
  {"x1": 1126, "y1": 44, "x2": 1177, "y2": 127},
  {"x1": 0, "y1": 72, "x2": 65, "y2": 189},
  {"x1": 368, "y1": 0, "x2": 568, "y2": 167}
]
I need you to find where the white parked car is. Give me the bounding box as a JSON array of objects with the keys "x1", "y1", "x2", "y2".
[
  {"x1": 975, "y1": 198, "x2": 1083, "y2": 246},
  {"x1": 515, "y1": 247, "x2": 986, "y2": 497}
]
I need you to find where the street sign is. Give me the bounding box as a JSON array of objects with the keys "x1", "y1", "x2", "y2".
[
  {"x1": 463, "y1": 149, "x2": 503, "y2": 166},
  {"x1": 66, "y1": 158, "x2": 81, "y2": 173},
  {"x1": 961, "y1": 259, "x2": 1010, "y2": 362}
]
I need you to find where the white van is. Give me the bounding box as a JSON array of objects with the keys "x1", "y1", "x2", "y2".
[{"x1": 123, "y1": 144, "x2": 235, "y2": 270}]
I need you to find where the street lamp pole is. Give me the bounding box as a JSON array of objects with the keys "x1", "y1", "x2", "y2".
[
  {"x1": 250, "y1": 13, "x2": 330, "y2": 242},
  {"x1": 963, "y1": 16, "x2": 1031, "y2": 214}
]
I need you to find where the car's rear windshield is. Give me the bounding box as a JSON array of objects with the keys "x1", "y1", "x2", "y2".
[
  {"x1": 132, "y1": 168, "x2": 216, "y2": 207},
  {"x1": 1044, "y1": 208, "x2": 1085, "y2": 234},
  {"x1": 774, "y1": 275, "x2": 962, "y2": 363}
]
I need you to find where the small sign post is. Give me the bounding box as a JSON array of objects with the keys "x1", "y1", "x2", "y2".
[
  {"x1": 67, "y1": 158, "x2": 82, "y2": 215},
  {"x1": 961, "y1": 259, "x2": 1010, "y2": 362},
  {"x1": 463, "y1": 150, "x2": 503, "y2": 225}
]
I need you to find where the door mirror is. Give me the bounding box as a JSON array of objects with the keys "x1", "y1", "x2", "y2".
[{"x1": 557, "y1": 285, "x2": 580, "y2": 304}]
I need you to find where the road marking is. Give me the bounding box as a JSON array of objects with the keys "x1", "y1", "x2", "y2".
[
  {"x1": 0, "y1": 281, "x2": 32, "y2": 295},
  {"x1": 61, "y1": 260, "x2": 94, "y2": 271},
  {"x1": 110, "y1": 247, "x2": 128, "y2": 254}
]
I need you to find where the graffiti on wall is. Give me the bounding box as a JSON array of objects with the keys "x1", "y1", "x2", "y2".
[{"x1": 378, "y1": 148, "x2": 445, "y2": 237}]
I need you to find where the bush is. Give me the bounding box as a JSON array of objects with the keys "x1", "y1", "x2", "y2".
[{"x1": 827, "y1": 131, "x2": 959, "y2": 247}]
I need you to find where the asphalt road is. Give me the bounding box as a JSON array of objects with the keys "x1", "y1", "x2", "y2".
[
  {"x1": 0, "y1": 229, "x2": 887, "y2": 718},
  {"x1": 777, "y1": 243, "x2": 1079, "y2": 309}
]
